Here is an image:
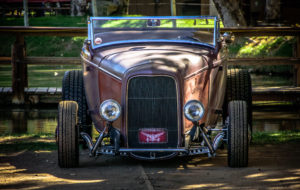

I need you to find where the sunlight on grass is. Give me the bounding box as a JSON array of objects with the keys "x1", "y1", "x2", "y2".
[
  {"x1": 269, "y1": 133, "x2": 281, "y2": 137},
  {"x1": 0, "y1": 134, "x2": 54, "y2": 142},
  {"x1": 0, "y1": 141, "x2": 56, "y2": 151},
  {"x1": 72, "y1": 36, "x2": 86, "y2": 42},
  {"x1": 0, "y1": 35, "x2": 86, "y2": 57},
  {"x1": 238, "y1": 37, "x2": 283, "y2": 56},
  {"x1": 230, "y1": 36, "x2": 295, "y2": 58},
  {"x1": 26, "y1": 65, "x2": 81, "y2": 87},
  {"x1": 0, "y1": 133, "x2": 56, "y2": 151},
  {"x1": 0, "y1": 135, "x2": 32, "y2": 143},
  {"x1": 252, "y1": 131, "x2": 300, "y2": 144},
  {"x1": 0, "y1": 15, "x2": 88, "y2": 27},
  {"x1": 98, "y1": 18, "x2": 216, "y2": 28},
  {"x1": 34, "y1": 150, "x2": 52, "y2": 153}
]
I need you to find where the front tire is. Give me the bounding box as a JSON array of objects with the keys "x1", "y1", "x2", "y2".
[
  {"x1": 227, "y1": 101, "x2": 248, "y2": 167},
  {"x1": 225, "y1": 68, "x2": 252, "y2": 135},
  {"x1": 58, "y1": 101, "x2": 79, "y2": 168},
  {"x1": 62, "y1": 70, "x2": 92, "y2": 137}
]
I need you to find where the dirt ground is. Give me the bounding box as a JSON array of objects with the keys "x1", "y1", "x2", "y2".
[{"x1": 1, "y1": 144, "x2": 300, "y2": 190}]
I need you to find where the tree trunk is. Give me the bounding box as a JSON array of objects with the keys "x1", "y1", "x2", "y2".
[
  {"x1": 170, "y1": 0, "x2": 176, "y2": 16},
  {"x1": 92, "y1": 0, "x2": 98, "y2": 16},
  {"x1": 265, "y1": 0, "x2": 281, "y2": 22},
  {"x1": 23, "y1": 0, "x2": 29, "y2": 26},
  {"x1": 212, "y1": 0, "x2": 248, "y2": 27}
]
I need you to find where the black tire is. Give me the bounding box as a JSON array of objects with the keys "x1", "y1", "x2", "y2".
[
  {"x1": 227, "y1": 101, "x2": 248, "y2": 167},
  {"x1": 58, "y1": 101, "x2": 79, "y2": 168},
  {"x1": 225, "y1": 68, "x2": 252, "y2": 135},
  {"x1": 62, "y1": 70, "x2": 92, "y2": 135}
]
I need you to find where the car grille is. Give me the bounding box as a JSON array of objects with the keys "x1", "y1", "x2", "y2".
[{"x1": 127, "y1": 76, "x2": 178, "y2": 148}]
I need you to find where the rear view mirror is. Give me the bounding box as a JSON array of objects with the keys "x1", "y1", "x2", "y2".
[{"x1": 147, "y1": 19, "x2": 160, "y2": 27}]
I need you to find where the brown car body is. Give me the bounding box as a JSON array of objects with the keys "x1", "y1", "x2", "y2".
[
  {"x1": 81, "y1": 39, "x2": 226, "y2": 152},
  {"x1": 58, "y1": 17, "x2": 250, "y2": 166}
]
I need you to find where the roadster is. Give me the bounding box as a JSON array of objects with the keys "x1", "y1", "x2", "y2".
[{"x1": 56, "y1": 16, "x2": 252, "y2": 168}]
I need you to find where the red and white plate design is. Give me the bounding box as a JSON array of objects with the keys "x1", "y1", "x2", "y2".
[
  {"x1": 138, "y1": 128, "x2": 168, "y2": 144},
  {"x1": 94, "y1": 37, "x2": 102, "y2": 45}
]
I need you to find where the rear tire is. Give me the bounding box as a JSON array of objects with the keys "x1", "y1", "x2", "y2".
[
  {"x1": 227, "y1": 101, "x2": 248, "y2": 167},
  {"x1": 62, "y1": 70, "x2": 92, "y2": 136},
  {"x1": 58, "y1": 101, "x2": 79, "y2": 168}
]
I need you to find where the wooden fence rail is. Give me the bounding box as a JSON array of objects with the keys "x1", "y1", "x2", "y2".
[{"x1": 0, "y1": 26, "x2": 299, "y2": 104}]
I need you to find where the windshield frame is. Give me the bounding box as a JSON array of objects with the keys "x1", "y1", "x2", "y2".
[{"x1": 88, "y1": 16, "x2": 219, "y2": 50}]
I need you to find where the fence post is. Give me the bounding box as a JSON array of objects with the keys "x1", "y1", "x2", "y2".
[
  {"x1": 12, "y1": 111, "x2": 27, "y2": 133},
  {"x1": 23, "y1": 0, "x2": 29, "y2": 26},
  {"x1": 170, "y1": 0, "x2": 176, "y2": 16},
  {"x1": 11, "y1": 34, "x2": 27, "y2": 104}
]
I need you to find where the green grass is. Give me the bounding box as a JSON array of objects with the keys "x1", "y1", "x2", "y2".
[
  {"x1": 228, "y1": 36, "x2": 296, "y2": 58},
  {"x1": 0, "y1": 65, "x2": 12, "y2": 86},
  {"x1": 26, "y1": 36, "x2": 86, "y2": 57},
  {"x1": 250, "y1": 74, "x2": 293, "y2": 87},
  {"x1": 0, "y1": 133, "x2": 54, "y2": 139},
  {"x1": 27, "y1": 65, "x2": 81, "y2": 87},
  {"x1": 0, "y1": 16, "x2": 88, "y2": 57},
  {"x1": 0, "y1": 15, "x2": 88, "y2": 27},
  {"x1": 228, "y1": 36, "x2": 295, "y2": 75},
  {"x1": 0, "y1": 134, "x2": 56, "y2": 151},
  {"x1": 0, "y1": 35, "x2": 86, "y2": 57},
  {"x1": 0, "y1": 65, "x2": 81, "y2": 87},
  {"x1": 0, "y1": 141, "x2": 56, "y2": 151},
  {"x1": 252, "y1": 130, "x2": 300, "y2": 145}
]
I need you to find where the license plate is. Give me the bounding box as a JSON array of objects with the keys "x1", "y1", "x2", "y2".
[{"x1": 139, "y1": 128, "x2": 168, "y2": 144}]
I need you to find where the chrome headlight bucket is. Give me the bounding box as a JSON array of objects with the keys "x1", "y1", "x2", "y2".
[
  {"x1": 99, "y1": 99, "x2": 121, "y2": 122},
  {"x1": 184, "y1": 100, "x2": 205, "y2": 122},
  {"x1": 81, "y1": 40, "x2": 92, "y2": 60}
]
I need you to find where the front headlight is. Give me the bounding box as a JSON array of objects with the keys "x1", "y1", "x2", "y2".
[
  {"x1": 184, "y1": 100, "x2": 205, "y2": 122},
  {"x1": 81, "y1": 46, "x2": 91, "y2": 60},
  {"x1": 99, "y1": 99, "x2": 121, "y2": 122}
]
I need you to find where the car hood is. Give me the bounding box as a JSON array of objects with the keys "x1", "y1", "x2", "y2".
[{"x1": 93, "y1": 43, "x2": 214, "y2": 79}]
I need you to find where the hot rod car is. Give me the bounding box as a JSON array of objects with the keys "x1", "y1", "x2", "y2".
[{"x1": 57, "y1": 16, "x2": 252, "y2": 168}]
